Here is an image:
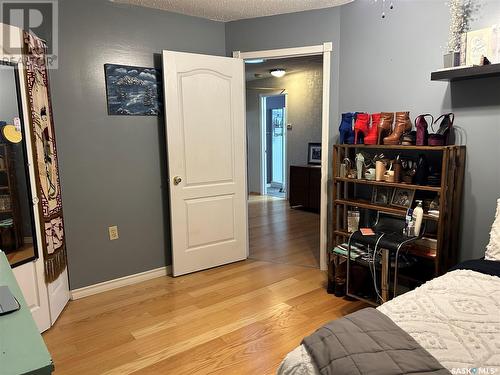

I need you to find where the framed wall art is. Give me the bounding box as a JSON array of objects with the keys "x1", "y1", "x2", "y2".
[
  {"x1": 307, "y1": 142, "x2": 322, "y2": 165},
  {"x1": 104, "y1": 64, "x2": 162, "y2": 116}
]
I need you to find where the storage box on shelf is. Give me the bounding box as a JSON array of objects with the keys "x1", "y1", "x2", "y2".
[{"x1": 330, "y1": 144, "x2": 466, "y2": 305}]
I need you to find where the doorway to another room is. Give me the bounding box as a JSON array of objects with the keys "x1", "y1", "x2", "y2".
[
  {"x1": 244, "y1": 54, "x2": 324, "y2": 268},
  {"x1": 262, "y1": 94, "x2": 286, "y2": 199}
]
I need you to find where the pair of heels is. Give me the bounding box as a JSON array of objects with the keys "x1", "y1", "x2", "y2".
[
  {"x1": 339, "y1": 112, "x2": 413, "y2": 145},
  {"x1": 339, "y1": 112, "x2": 356, "y2": 144},
  {"x1": 377, "y1": 112, "x2": 412, "y2": 145},
  {"x1": 338, "y1": 112, "x2": 382, "y2": 145},
  {"x1": 415, "y1": 113, "x2": 454, "y2": 146},
  {"x1": 401, "y1": 155, "x2": 430, "y2": 185}
]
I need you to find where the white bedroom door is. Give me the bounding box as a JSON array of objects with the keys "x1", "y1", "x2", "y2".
[{"x1": 162, "y1": 50, "x2": 248, "y2": 277}]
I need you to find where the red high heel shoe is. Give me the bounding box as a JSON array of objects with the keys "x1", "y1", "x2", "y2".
[
  {"x1": 364, "y1": 113, "x2": 381, "y2": 145},
  {"x1": 354, "y1": 113, "x2": 370, "y2": 144}
]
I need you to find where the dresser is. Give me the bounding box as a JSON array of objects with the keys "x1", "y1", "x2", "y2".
[
  {"x1": 0, "y1": 251, "x2": 54, "y2": 375},
  {"x1": 289, "y1": 165, "x2": 321, "y2": 212}
]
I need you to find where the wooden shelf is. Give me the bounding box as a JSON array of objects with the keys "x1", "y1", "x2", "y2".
[
  {"x1": 333, "y1": 230, "x2": 437, "y2": 260},
  {"x1": 331, "y1": 144, "x2": 465, "y2": 305},
  {"x1": 431, "y1": 63, "x2": 500, "y2": 81},
  {"x1": 336, "y1": 144, "x2": 459, "y2": 151},
  {"x1": 334, "y1": 199, "x2": 439, "y2": 221},
  {"x1": 334, "y1": 177, "x2": 441, "y2": 192}
]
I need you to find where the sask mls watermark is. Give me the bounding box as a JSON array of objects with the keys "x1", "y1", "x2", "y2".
[
  {"x1": 1, "y1": 0, "x2": 58, "y2": 68},
  {"x1": 452, "y1": 367, "x2": 498, "y2": 375}
]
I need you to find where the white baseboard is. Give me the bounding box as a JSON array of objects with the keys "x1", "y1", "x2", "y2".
[{"x1": 70, "y1": 265, "x2": 172, "y2": 300}]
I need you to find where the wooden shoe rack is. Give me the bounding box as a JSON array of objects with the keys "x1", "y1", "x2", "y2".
[{"x1": 330, "y1": 144, "x2": 466, "y2": 304}]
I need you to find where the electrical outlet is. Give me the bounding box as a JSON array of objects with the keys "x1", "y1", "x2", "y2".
[{"x1": 108, "y1": 225, "x2": 119, "y2": 240}]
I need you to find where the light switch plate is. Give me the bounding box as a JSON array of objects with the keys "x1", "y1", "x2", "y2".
[{"x1": 108, "y1": 225, "x2": 119, "y2": 240}]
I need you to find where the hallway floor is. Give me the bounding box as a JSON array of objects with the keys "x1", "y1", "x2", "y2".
[{"x1": 248, "y1": 195, "x2": 320, "y2": 268}]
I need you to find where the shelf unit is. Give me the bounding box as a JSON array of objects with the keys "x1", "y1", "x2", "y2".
[
  {"x1": 331, "y1": 144, "x2": 466, "y2": 304},
  {"x1": 431, "y1": 63, "x2": 500, "y2": 81}
]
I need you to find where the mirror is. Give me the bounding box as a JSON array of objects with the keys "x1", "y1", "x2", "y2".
[{"x1": 0, "y1": 61, "x2": 39, "y2": 267}]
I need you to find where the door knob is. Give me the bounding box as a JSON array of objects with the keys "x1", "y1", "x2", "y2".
[{"x1": 173, "y1": 176, "x2": 182, "y2": 185}]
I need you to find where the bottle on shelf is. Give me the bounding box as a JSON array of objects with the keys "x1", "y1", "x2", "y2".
[{"x1": 413, "y1": 200, "x2": 424, "y2": 236}]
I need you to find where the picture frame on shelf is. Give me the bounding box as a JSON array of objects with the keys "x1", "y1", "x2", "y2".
[
  {"x1": 307, "y1": 142, "x2": 322, "y2": 165},
  {"x1": 390, "y1": 188, "x2": 415, "y2": 209},
  {"x1": 371, "y1": 187, "x2": 393, "y2": 206},
  {"x1": 465, "y1": 27, "x2": 493, "y2": 66}
]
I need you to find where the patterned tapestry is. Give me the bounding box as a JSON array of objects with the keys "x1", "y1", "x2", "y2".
[{"x1": 23, "y1": 32, "x2": 67, "y2": 282}]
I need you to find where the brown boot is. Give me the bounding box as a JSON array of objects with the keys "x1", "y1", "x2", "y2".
[
  {"x1": 383, "y1": 112, "x2": 412, "y2": 145},
  {"x1": 377, "y1": 112, "x2": 394, "y2": 144}
]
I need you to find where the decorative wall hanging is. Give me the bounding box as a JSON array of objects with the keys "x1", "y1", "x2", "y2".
[
  {"x1": 104, "y1": 64, "x2": 162, "y2": 116},
  {"x1": 23, "y1": 32, "x2": 67, "y2": 282}
]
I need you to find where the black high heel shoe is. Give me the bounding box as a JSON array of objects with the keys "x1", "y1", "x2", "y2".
[
  {"x1": 429, "y1": 113, "x2": 454, "y2": 146},
  {"x1": 414, "y1": 154, "x2": 429, "y2": 185}
]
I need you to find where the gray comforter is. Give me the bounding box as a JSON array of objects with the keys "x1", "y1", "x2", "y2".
[{"x1": 302, "y1": 308, "x2": 450, "y2": 375}]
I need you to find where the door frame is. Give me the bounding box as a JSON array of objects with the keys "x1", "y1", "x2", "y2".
[
  {"x1": 234, "y1": 43, "x2": 332, "y2": 271},
  {"x1": 260, "y1": 93, "x2": 287, "y2": 196}
]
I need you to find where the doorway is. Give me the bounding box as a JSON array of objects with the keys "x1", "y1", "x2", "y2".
[
  {"x1": 243, "y1": 52, "x2": 326, "y2": 269},
  {"x1": 261, "y1": 94, "x2": 286, "y2": 199}
]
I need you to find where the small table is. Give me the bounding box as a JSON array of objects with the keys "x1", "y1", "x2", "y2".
[{"x1": 0, "y1": 251, "x2": 54, "y2": 375}]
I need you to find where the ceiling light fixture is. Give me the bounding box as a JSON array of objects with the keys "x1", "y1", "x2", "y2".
[
  {"x1": 270, "y1": 69, "x2": 286, "y2": 78},
  {"x1": 245, "y1": 59, "x2": 265, "y2": 64}
]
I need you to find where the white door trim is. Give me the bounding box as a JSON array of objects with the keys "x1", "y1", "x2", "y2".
[
  {"x1": 234, "y1": 45, "x2": 327, "y2": 60},
  {"x1": 234, "y1": 42, "x2": 332, "y2": 271}
]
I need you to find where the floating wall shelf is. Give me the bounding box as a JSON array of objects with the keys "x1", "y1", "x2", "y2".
[{"x1": 431, "y1": 63, "x2": 500, "y2": 81}]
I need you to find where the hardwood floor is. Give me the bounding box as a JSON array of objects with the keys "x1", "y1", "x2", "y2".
[
  {"x1": 42, "y1": 260, "x2": 365, "y2": 374},
  {"x1": 248, "y1": 195, "x2": 320, "y2": 268}
]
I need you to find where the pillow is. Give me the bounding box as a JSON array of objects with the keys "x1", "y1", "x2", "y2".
[{"x1": 485, "y1": 198, "x2": 500, "y2": 261}]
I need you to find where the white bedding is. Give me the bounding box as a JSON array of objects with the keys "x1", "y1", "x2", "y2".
[{"x1": 278, "y1": 269, "x2": 500, "y2": 374}]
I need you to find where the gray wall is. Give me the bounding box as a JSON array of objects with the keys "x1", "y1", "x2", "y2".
[
  {"x1": 338, "y1": 0, "x2": 500, "y2": 260},
  {"x1": 246, "y1": 65, "x2": 323, "y2": 195},
  {"x1": 50, "y1": 0, "x2": 226, "y2": 289},
  {"x1": 226, "y1": 0, "x2": 500, "y2": 261}
]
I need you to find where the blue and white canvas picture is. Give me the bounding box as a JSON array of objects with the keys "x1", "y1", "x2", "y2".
[{"x1": 105, "y1": 64, "x2": 162, "y2": 116}]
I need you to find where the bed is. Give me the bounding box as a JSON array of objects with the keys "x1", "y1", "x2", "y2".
[{"x1": 277, "y1": 259, "x2": 500, "y2": 374}]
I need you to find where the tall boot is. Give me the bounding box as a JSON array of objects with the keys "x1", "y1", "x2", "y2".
[
  {"x1": 339, "y1": 112, "x2": 355, "y2": 144},
  {"x1": 377, "y1": 112, "x2": 394, "y2": 145},
  {"x1": 354, "y1": 113, "x2": 370, "y2": 144},
  {"x1": 383, "y1": 112, "x2": 412, "y2": 145},
  {"x1": 364, "y1": 113, "x2": 381, "y2": 145}
]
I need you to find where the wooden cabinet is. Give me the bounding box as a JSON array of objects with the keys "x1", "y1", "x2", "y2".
[{"x1": 289, "y1": 165, "x2": 321, "y2": 212}]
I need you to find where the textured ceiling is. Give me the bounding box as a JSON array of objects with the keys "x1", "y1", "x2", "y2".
[
  {"x1": 245, "y1": 55, "x2": 323, "y2": 81},
  {"x1": 111, "y1": 0, "x2": 354, "y2": 22}
]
